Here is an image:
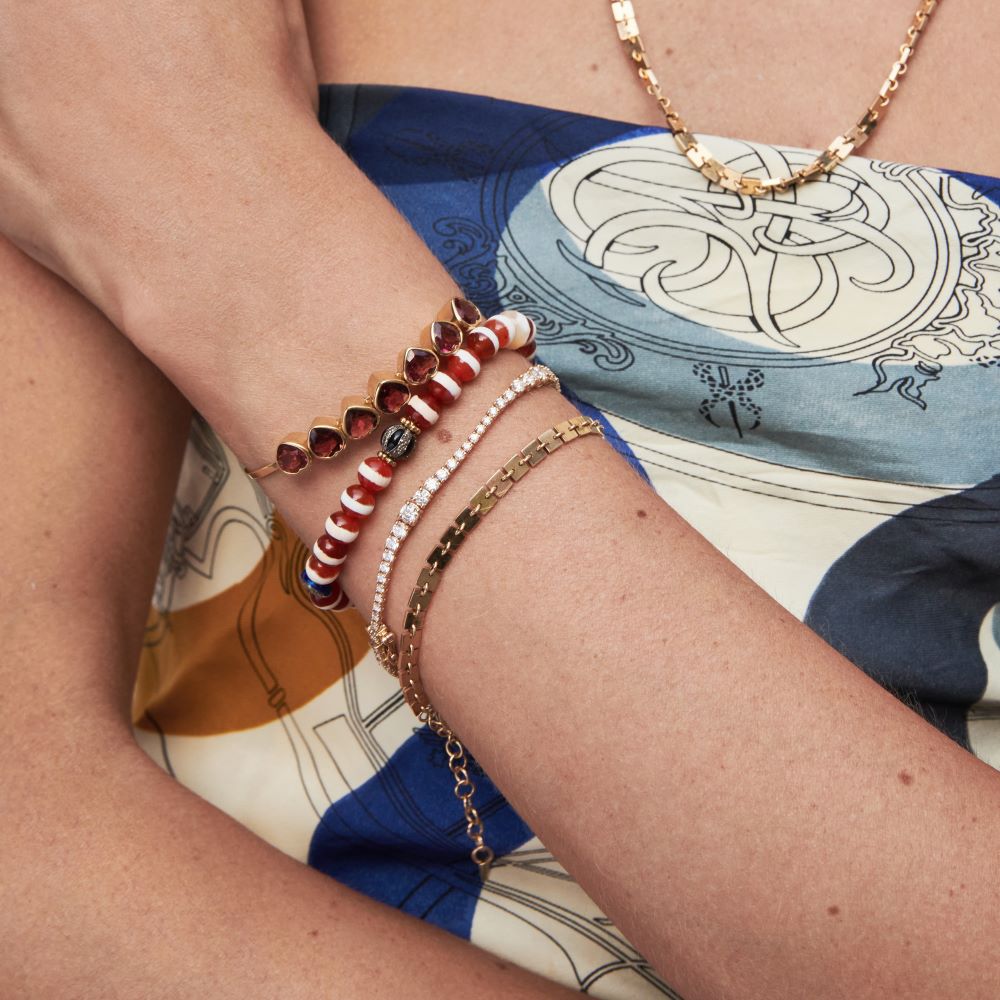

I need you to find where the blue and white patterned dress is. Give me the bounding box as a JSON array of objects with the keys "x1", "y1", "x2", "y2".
[{"x1": 134, "y1": 84, "x2": 1000, "y2": 998}]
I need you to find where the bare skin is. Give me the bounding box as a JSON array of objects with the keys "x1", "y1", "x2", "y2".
[
  {"x1": 1, "y1": 2, "x2": 998, "y2": 998},
  {"x1": 0, "y1": 237, "x2": 580, "y2": 1000}
]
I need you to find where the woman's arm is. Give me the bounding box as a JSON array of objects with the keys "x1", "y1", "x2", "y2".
[
  {"x1": 0, "y1": 234, "x2": 578, "y2": 1000},
  {"x1": 1, "y1": 7, "x2": 998, "y2": 998}
]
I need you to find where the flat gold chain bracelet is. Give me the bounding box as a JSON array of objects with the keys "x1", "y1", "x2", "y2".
[
  {"x1": 611, "y1": 0, "x2": 938, "y2": 196},
  {"x1": 394, "y1": 414, "x2": 605, "y2": 880}
]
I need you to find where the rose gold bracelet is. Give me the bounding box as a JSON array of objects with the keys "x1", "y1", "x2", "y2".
[
  {"x1": 367, "y1": 364, "x2": 560, "y2": 674},
  {"x1": 393, "y1": 414, "x2": 605, "y2": 879},
  {"x1": 246, "y1": 299, "x2": 539, "y2": 480}
]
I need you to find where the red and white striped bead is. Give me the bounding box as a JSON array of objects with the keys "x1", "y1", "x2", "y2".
[
  {"x1": 442, "y1": 349, "x2": 481, "y2": 384},
  {"x1": 309, "y1": 583, "x2": 350, "y2": 611},
  {"x1": 482, "y1": 314, "x2": 515, "y2": 349},
  {"x1": 341, "y1": 483, "x2": 375, "y2": 517},
  {"x1": 466, "y1": 324, "x2": 501, "y2": 360},
  {"x1": 402, "y1": 390, "x2": 441, "y2": 431},
  {"x1": 305, "y1": 553, "x2": 342, "y2": 586},
  {"x1": 325, "y1": 509, "x2": 361, "y2": 544},
  {"x1": 426, "y1": 369, "x2": 463, "y2": 406},
  {"x1": 313, "y1": 534, "x2": 348, "y2": 566},
  {"x1": 358, "y1": 455, "x2": 394, "y2": 493},
  {"x1": 500, "y1": 310, "x2": 534, "y2": 350}
]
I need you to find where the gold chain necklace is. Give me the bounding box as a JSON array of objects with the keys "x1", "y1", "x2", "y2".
[{"x1": 611, "y1": 0, "x2": 939, "y2": 196}]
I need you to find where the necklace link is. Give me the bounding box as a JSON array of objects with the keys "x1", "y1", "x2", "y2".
[{"x1": 612, "y1": 0, "x2": 940, "y2": 196}]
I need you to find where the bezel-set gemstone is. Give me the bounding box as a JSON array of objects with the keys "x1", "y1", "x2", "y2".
[
  {"x1": 429, "y1": 320, "x2": 463, "y2": 355},
  {"x1": 307, "y1": 422, "x2": 347, "y2": 460},
  {"x1": 373, "y1": 378, "x2": 411, "y2": 414},
  {"x1": 402, "y1": 346, "x2": 439, "y2": 385},
  {"x1": 452, "y1": 298, "x2": 481, "y2": 327},
  {"x1": 276, "y1": 441, "x2": 310, "y2": 474},
  {"x1": 343, "y1": 404, "x2": 381, "y2": 440},
  {"x1": 381, "y1": 423, "x2": 417, "y2": 462}
]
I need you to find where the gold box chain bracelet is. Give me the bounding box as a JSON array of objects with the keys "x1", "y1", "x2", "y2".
[{"x1": 395, "y1": 414, "x2": 605, "y2": 880}]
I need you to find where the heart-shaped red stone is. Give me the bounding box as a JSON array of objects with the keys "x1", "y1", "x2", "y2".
[
  {"x1": 276, "y1": 442, "x2": 310, "y2": 474},
  {"x1": 402, "y1": 347, "x2": 439, "y2": 385},
  {"x1": 453, "y1": 298, "x2": 480, "y2": 326},
  {"x1": 374, "y1": 379, "x2": 410, "y2": 414},
  {"x1": 343, "y1": 405, "x2": 380, "y2": 440},
  {"x1": 308, "y1": 424, "x2": 346, "y2": 459},
  {"x1": 430, "y1": 321, "x2": 463, "y2": 355}
]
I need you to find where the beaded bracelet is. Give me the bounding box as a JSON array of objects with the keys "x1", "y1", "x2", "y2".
[
  {"x1": 298, "y1": 309, "x2": 539, "y2": 611},
  {"x1": 367, "y1": 364, "x2": 561, "y2": 675},
  {"x1": 393, "y1": 415, "x2": 605, "y2": 878},
  {"x1": 247, "y1": 299, "x2": 538, "y2": 480}
]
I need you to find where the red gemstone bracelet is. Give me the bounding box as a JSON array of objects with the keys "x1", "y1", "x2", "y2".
[
  {"x1": 246, "y1": 299, "x2": 536, "y2": 480},
  {"x1": 298, "y1": 306, "x2": 539, "y2": 612}
]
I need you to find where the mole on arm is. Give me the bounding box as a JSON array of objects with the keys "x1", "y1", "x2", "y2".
[{"x1": 897, "y1": 769, "x2": 914, "y2": 786}]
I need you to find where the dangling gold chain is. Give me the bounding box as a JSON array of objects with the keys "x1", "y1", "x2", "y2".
[{"x1": 610, "y1": 0, "x2": 939, "y2": 196}]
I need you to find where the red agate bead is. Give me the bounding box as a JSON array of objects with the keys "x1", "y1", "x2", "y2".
[
  {"x1": 309, "y1": 582, "x2": 350, "y2": 611},
  {"x1": 314, "y1": 534, "x2": 348, "y2": 566},
  {"x1": 306, "y1": 554, "x2": 341, "y2": 586},
  {"x1": 483, "y1": 315, "x2": 514, "y2": 349},
  {"x1": 325, "y1": 509, "x2": 361, "y2": 544},
  {"x1": 425, "y1": 369, "x2": 463, "y2": 407},
  {"x1": 403, "y1": 389, "x2": 441, "y2": 431},
  {"x1": 467, "y1": 326, "x2": 500, "y2": 360},
  {"x1": 442, "y1": 349, "x2": 481, "y2": 384},
  {"x1": 358, "y1": 455, "x2": 394, "y2": 493},
  {"x1": 341, "y1": 483, "x2": 375, "y2": 517}
]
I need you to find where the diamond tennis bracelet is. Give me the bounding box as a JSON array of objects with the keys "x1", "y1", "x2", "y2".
[{"x1": 367, "y1": 363, "x2": 560, "y2": 674}]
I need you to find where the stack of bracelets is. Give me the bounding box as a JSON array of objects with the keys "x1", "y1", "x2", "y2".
[{"x1": 245, "y1": 297, "x2": 605, "y2": 879}]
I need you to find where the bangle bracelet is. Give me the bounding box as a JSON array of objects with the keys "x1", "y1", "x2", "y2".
[
  {"x1": 246, "y1": 300, "x2": 538, "y2": 480},
  {"x1": 298, "y1": 309, "x2": 540, "y2": 611},
  {"x1": 393, "y1": 414, "x2": 604, "y2": 879},
  {"x1": 367, "y1": 364, "x2": 560, "y2": 675}
]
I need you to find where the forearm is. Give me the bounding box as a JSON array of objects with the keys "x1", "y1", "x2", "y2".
[
  {"x1": 57, "y1": 119, "x2": 1000, "y2": 997},
  {"x1": 0, "y1": 231, "x2": 572, "y2": 1000},
  {"x1": 4, "y1": 720, "x2": 575, "y2": 1000}
]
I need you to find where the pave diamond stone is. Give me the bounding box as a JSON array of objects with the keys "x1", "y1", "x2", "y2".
[
  {"x1": 469, "y1": 432, "x2": 481, "y2": 444},
  {"x1": 482, "y1": 415, "x2": 492, "y2": 426},
  {"x1": 475, "y1": 423, "x2": 486, "y2": 435},
  {"x1": 504, "y1": 389, "x2": 516, "y2": 402},
  {"x1": 392, "y1": 523, "x2": 408, "y2": 540},
  {"x1": 461, "y1": 442, "x2": 473, "y2": 454},
  {"x1": 381, "y1": 423, "x2": 416, "y2": 462},
  {"x1": 446, "y1": 457, "x2": 459, "y2": 471},
  {"x1": 379, "y1": 560, "x2": 391, "y2": 575},
  {"x1": 436, "y1": 467, "x2": 450, "y2": 481},
  {"x1": 383, "y1": 549, "x2": 395, "y2": 563},
  {"x1": 512, "y1": 378, "x2": 525, "y2": 392},
  {"x1": 401, "y1": 502, "x2": 420, "y2": 523},
  {"x1": 424, "y1": 477, "x2": 440, "y2": 493},
  {"x1": 386, "y1": 536, "x2": 400, "y2": 552},
  {"x1": 413, "y1": 489, "x2": 431, "y2": 507},
  {"x1": 488, "y1": 406, "x2": 499, "y2": 418}
]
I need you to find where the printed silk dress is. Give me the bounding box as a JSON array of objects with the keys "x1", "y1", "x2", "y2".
[{"x1": 133, "y1": 84, "x2": 1000, "y2": 998}]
